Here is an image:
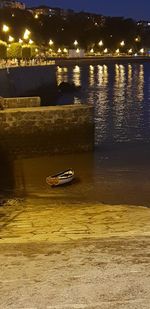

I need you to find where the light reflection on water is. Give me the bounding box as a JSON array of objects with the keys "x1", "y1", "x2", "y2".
[
  {"x1": 56, "y1": 62, "x2": 150, "y2": 145},
  {"x1": 56, "y1": 66, "x2": 68, "y2": 84}
]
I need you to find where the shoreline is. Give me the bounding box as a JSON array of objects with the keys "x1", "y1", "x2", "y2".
[
  {"x1": 1, "y1": 200, "x2": 150, "y2": 244},
  {"x1": 53, "y1": 55, "x2": 150, "y2": 65},
  {"x1": 0, "y1": 56, "x2": 150, "y2": 70}
]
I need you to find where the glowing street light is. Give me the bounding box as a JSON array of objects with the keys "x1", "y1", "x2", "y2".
[
  {"x1": 90, "y1": 48, "x2": 94, "y2": 53},
  {"x1": 128, "y1": 48, "x2": 133, "y2": 54},
  {"x1": 49, "y1": 39, "x2": 54, "y2": 46},
  {"x1": 63, "y1": 48, "x2": 68, "y2": 53},
  {"x1": 76, "y1": 48, "x2": 80, "y2": 53},
  {"x1": 140, "y1": 48, "x2": 144, "y2": 54},
  {"x1": 58, "y1": 48, "x2": 61, "y2": 53},
  {"x1": 120, "y1": 40, "x2": 125, "y2": 46},
  {"x1": 74, "y1": 40, "x2": 78, "y2": 46},
  {"x1": 29, "y1": 39, "x2": 34, "y2": 44},
  {"x1": 104, "y1": 48, "x2": 108, "y2": 53},
  {"x1": 98, "y1": 40, "x2": 103, "y2": 46},
  {"x1": 2, "y1": 24, "x2": 9, "y2": 32},
  {"x1": 116, "y1": 48, "x2": 120, "y2": 54},
  {"x1": 19, "y1": 38, "x2": 23, "y2": 43},
  {"x1": 8, "y1": 35, "x2": 14, "y2": 42},
  {"x1": 23, "y1": 29, "x2": 31, "y2": 40},
  {"x1": 35, "y1": 14, "x2": 39, "y2": 19},
  {"x1": 135, "y1": 37, "x2": 140, "y2": 42}
]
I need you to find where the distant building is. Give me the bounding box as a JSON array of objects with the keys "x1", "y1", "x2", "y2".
[
  {"x1": 0, "y1": 0, "x2": 25, "y2": 10},
  {"x1": 78, "y1": 11, "x2": 105, "y2": 25},
  {"x1": 29, "y1": 6, "x2": 74, "y2": 19},
  {"x1": 29, "y1": 6, "x2": 56, "y2": 17},
  {"x1": 137, "y1": 20, "x2": 150, "y2": 28},
  {"x1": 68, "y1": 49, "x2": 85, "y2": 58}
]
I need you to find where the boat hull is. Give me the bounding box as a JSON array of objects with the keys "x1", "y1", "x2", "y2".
[{"x1": 46, "y1": 169, "x2": 74, "y2": 187}]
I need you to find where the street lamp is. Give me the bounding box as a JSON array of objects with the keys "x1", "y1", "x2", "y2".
[
  {"x1": 128, "y1": 48, "x2": 133, "y2": 54},
  {"x1": 140, "y1": 48, "x2": 144, "y2": 54},
  {"x1": 2, "y1": 24, "x2": 9, "y2": 32},
  {"x1": 98, "y1": 40, "x2": 103, "y2": 46},
  {"x1": 29, "y1": 39, "x2": 34, "y2": 44},
  {"x1": 120, "y1": 40, "x2": 125, "y2": 46},
  {"x1": 135, "y1": 37, "x2": 140, "y2": 42},
  {"x1": 104, "y1": 48, "x2": 108, "y2": 53},
  {"x1": 8, "y1": 35, "x2": 14, "y2": 42},
  {"x1": 49, "y1": 39, "x2": 54, "y2": 46},
  {"x1": 74, "y1": 40, "x2": 78, "y2": 46},
  {"x1": 23, "y1": 29, "x2": 31, "y2": 40}
]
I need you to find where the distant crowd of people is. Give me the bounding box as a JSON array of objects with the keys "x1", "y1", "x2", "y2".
[{"x1": 0, "y1": 58, "x2": 55, "y2": 68}]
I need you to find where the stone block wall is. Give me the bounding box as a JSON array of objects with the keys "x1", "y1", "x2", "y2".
[
  {"x1": 0, "y1": 104, "x2": 94, "y2": 157},
  {"x1": 3, "y1": 97, "x2": 41, "y2": 109},
  {"x1": 0, "y1": 97, "x2": 41, "y2": 110}
]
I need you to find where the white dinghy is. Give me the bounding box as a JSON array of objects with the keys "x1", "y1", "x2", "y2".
[{"x1": 46, "y1": 169, "x2": 74, "y2": 187}]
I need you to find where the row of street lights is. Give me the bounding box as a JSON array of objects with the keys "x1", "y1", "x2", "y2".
[
  {"x1": 1, "y1": 24, "x2": 142, "y2": 47},
  {"x1": 2, "y1": 24, "x2": 34, "y2": 44},
  {"x1": 1, "y1": 24, "x2": 146, "y2": 56}
]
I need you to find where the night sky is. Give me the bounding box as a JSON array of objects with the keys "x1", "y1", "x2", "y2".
[{"x1": 25, "y1": 0, "x2": 150, "y2": 20}]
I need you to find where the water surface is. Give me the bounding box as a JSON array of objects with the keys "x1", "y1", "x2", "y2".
[
  {"x1": 56, "y1": 62, "x2": 150, "y2": 146},
  {"x1": 1, "y1": 61, "x2": 150, "y2": 207}
]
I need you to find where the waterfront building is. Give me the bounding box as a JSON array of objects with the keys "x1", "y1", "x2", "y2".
[
  {"x1": 29, "y1": 6, "x2": 74, "y2": 19},
  {"x1": 78, "y1": 11, "x2": 106, "y2": 27},
  {"x1": 0, "y1": 0, "x2": 25, "y2": 10},
  {"x1": 68, "y1": 49, "x2": 85, "y2": 58},
  {"x1": 137, "y1": 20, "x2": 150, "y2": 28}
]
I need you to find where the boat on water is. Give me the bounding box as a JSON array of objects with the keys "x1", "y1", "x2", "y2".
[{"x1": 46, "y1": 169, "x2": 74, "y2": 187}]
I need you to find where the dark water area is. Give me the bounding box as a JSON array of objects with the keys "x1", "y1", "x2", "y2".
[{"x1": 1, "y1": 61, "x2": 150, "y2": 207}]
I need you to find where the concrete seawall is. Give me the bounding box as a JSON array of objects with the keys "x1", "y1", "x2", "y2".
[
  {"x1": 1, "y1": 96, "x2": 41, "y2": 109},
  {"x1": 0, "y1": 104, "x2": 94, "y2": 156}
]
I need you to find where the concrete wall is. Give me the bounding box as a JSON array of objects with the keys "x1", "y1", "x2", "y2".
[
  {"x1": 2, "y1": 97, "x2": 41, "y2": 109},
  {"x1": 0, "y1": 104, "x2": 94, "y2": 156}
]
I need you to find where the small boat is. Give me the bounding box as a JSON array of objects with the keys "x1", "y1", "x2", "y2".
[{"x1": 46, "y1": 169, "x2": 74, "y2": 187}]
